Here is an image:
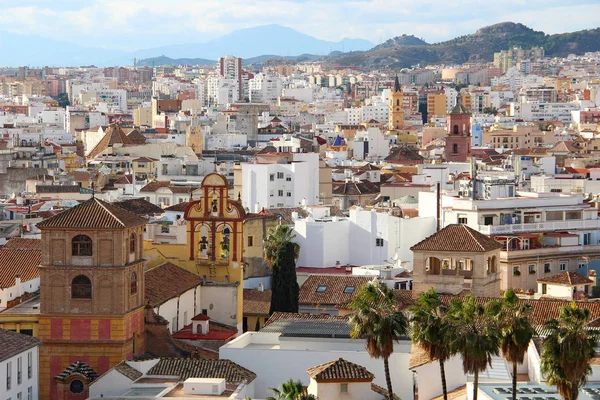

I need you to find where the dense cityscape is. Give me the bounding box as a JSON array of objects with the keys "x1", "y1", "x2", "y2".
[{"x1": 1, "y1": 4, "x2": 600, "y2": 400}]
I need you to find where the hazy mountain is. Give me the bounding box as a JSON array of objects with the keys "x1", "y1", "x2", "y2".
[
  {"x1": 326, "y1": 22, "x2": 600, "y2": 68},
  {"x1": 134, "y1": 24, "x2": 374, "y2": 60},
  {"x1": 137, "y1": 53, "x2": 328, "y2": 67}
]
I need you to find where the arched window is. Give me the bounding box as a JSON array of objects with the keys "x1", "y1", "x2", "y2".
[
  {"x1": 130, "y1": 272, "x2": 138, "y2": 295},
  {"x1": 396, "y1": 99, "x2": 400, "y2": 106},
  {"x1": 72, "y1": 275, "x2": 92, "y2": 299},
  {"x1": 72, "y1": 235, "x2": 92, "y2": 256},
  {"x1": 129, "y1": 233, "x2": 136, "y2": 254},
  {"x1": 453, "y1": 143, "x2": 458, "y2": 154},
  {"x1": 70, "y1": 379, "x2": 84, "y2": 394},
  {"x1": 453, "y1": 125, "x2": 459, "y2": 135}
]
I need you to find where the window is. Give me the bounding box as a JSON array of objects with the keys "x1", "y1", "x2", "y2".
[
  {"x1": 247, "y1": 236, "x2": 253, "y2": 247},
  {"x1": 513, "y1": 266, "x2": 520, "y2": 276},
  {"x1": 528, "y1": 265, "x2": 536, "y2": 274},
  {"x1": 277, "y1": 172, "x2": 284, "y2": 179},
  {"x1": 344, "y1": 286, "x2": 355, "y2": 294},
  {"x1": 130, "y1": 233, "x2": 136, "y2": 254},
  {"x1": 27, "y1": 387, "x2": 32, "y2": 400},
  {"x1": 26, "y1": 352, "x2": 32, "y2": 379},
  {"x1": 375, "y1": 238, "x2": 384, "y2": 247},
  {"x1": 457, "y1": 214, "x2": 467, "y2": 224},
  {"x1": 71, "y1": 275, "x2": 92, "y2": 299},
  {"x1": 579, "y1": 262, "x2": 587, "y2": 270},
  {"x1": 161, "y1": 225, "x2": 170, "y2": 233},
  {"x1": 69, "y1": 380, "x2": 84, "y2": 394},
  {"x1": 286, "y1": 191, "x2": 292, "y2": 197},
  {"x1": 72, "y1": 235, "x2": 92, "y2": 256},
  {"x1": 452, "y1": 143, "x2": 458, "y2": 154},
  {"x1": 269, "y1": 174, "x2": 275, "y2": 181},
  {"x1": 269, "y1": 190, "x2": 274, "y2": 197},
  {"x1": 278, "y1": 190, "x2": 283, "y2": 197},
  {"x1": 17, "y1": 357, "x2": 22, "y2": 384},
  {"x1": 7, "y1": 361, "x2": 11, "y2": 390},
  {"x1": 341, "y1": 383, "x2": 349, "y2": 393},
  {"x1": 584, "y1": 233, "x2": 591, "y2": 246},
  {"x1": 544, "y1": 263, "x2": 551, "y2": 273},
  {"x1": 286, "y1": 175, "x2": 292, "y2": 182},
  {"x1": 542, "y1": 283, "x2": 547, "y2": 295},
  {"x1": 560, "y1": 262, "x2": 567, "y2": 272},
  {"x1": 316, "y1": 285, "x2": 327, "y2": 293},
  {"x1": 17, "y1": 393, "x2": 21, "y2": 400},
  {"x1": 130, "y1": 272, "x2": 138, "y2": 295}
]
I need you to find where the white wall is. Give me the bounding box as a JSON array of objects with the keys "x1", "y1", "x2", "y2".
[
  {"x1": 88, "y1": 368, "x2": 135, "y2": 398},
  {"x1": 415, "y1": 355, "x2": 464, "y2": 400},
  {"x1": 308, "y1": 378, "x2": 380, "y2": 400},
  {"x1": 220, "y1": 334, "x2": 413, "y2": 400},
  {"x1": 0, "y1": 346, "x2": 39, "y2": 400},
  {"x1": 154, "y1": 286, "x2": 202, "y2": 333},
  {"x1": 201, "y1": 285, "x2": 240, "y2": 330},
  {"x1": 0, "y1": 277, "x2": 40, "y2": 311}
]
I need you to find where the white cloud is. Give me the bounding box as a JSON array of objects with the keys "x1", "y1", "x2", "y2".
[{"x1": 0, "y1": 0, "x2": 597, "y2": 50}]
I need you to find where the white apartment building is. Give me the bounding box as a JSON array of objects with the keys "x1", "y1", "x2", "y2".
[
  {"x1": 240, "y1": 152, "x2": 320, "y2": 210},
  {"x1": 0, "y1": 329, "x2": 41, "y2": 400},
  {"x1": 349, "y1": 127, "x2": 391, "y2": 161},
  {"x1": 509, "y1": 101, "x2": 581, "y2": 123},
  {"x1": 293, "y1": 206, "x2": 436, "y2": 270},
  {"x1": 206, "y1": 76, "x2": 240, "y2": 106},
  {"x1": 248, "y1": 73, "x2": 282, "y2": 103}
]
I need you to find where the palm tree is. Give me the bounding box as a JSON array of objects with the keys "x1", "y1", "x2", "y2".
[
  {"x1": 349, "y1": 282, "x2": 408, "y2": 400},
  {"x1": 266, "y1": 379, "x2": 317, "y2": 400},
  {"x1": 446, "y1": 296, "x2": 500, "y2": 400},
  {"x1": 409, "y1": 288, "x2": 453, "y2": 400},
  {"x1": 541, "y1": 303, "x2": 597, "y2": 400},
  {"x1": 490, "y1": 289, "x2": 535, "y2": 400},
  {"x1": 264, "y1": 224, "x2": 300, "y2": 265}
]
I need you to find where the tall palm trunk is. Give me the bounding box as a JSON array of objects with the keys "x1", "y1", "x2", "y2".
[
  {"x1": 439, "y1": 359, "x2": 448, "y2": 400},
  {"x1": 571, "y1": 381, "x2": 579, "y2": 400},
  {"x1": 383, "y1": 356, "x2": 394, "y2": 400},
  {"x1": 512, "y1": 362, "x2": 517, "y2": 400},
  {"x1": 473, "y1": 371, "x2": 479, "y2": 400}
]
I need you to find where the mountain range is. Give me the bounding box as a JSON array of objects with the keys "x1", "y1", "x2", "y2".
[
  {"x1": 1, "y1": 22, "x2": 599, "y2": 68},
  {"x1": 0, "y1": 24, "x2": 373, "y2": 67},
  {"x1": 324, "y1": 22, "x2": 600, "y2": 68}
]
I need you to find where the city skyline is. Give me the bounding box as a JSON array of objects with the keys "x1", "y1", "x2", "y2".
[{"x1": 0, "y1": 0, "x2": 599, "y2": 52}]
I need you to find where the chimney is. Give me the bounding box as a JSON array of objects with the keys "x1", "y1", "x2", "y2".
[
  {"x1": 257, "y1": 282, "x2": 264, "y2": 292},
  {"x1": 15, "y1": 275, "x2": 22, "y2": 298}
]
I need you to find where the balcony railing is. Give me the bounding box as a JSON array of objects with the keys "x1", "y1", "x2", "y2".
[
  {"x1": 478, "y1": 219, "x2": 600, "y2": 234},
  {"x1": 500, "y1": 244, "x2": 600, "y2": 260}
]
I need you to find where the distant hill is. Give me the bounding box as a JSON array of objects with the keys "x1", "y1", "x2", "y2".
[
  {"x1": 372, "y1": 34, "x2": 429, "y2": 50},
  {"x1": 137, "y1": 56, "x2": 215, "y2": 67},
  {"x1": 326, "y1": 22, "x2": 600, "y2": 68},
  {"x1": 137, "y1": 52, "x2": 330, "y2": 67}
]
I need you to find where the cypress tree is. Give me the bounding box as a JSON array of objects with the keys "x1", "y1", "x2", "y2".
[{"x1": 269, "y1": 241, "x2": 299, "y2": 314}]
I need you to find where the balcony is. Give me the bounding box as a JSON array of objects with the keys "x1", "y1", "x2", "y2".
[
  {"x1": 500, "y1": 244, "x2": 600, "y2": 261},
  {"x1": 478, "y1": 219, "x2": 600, "y2": 235}
]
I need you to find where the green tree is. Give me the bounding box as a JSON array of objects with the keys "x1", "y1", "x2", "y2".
[
  {"x1": 266, "y1": 379, "x2": 317, "y2": 400},
  {"x1": 541, "y1": 303, "x2": 597, "y2": 400},
  {"x1": 349, "y1": 283, "x2": 408, "y2": 400},
  {"x1": 264, "y1": 225, "x2": 300, "y2": 265},
  {"x1": 446, "y1": 296, "x2": 500, "y2": 400},
  {"x1": 492, "y1": 289, "x2": 535, "y2": 400},
  {"x1": 409, "y1": 289, "x2": 453, "y2": 400},
  {"x1": 56, "y1": 92, "x2": 70, "y2": 108},
  {"x1": 269, "y1": 241, "x2": 299, "y2": 314}
]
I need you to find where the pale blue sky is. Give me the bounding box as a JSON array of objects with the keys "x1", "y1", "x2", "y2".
[{"x1": 0, "y1": 0, "x2": 598, "y2": 50}]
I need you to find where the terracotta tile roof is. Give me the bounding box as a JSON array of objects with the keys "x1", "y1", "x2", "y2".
[
  {"x1": 133, "y1": 156, "x2": 158, "y2": 162},
  {"x1": 37, "y1": 197, "x2": 147, "y2": 229},
  {"x1": 264, "y1": 312, "x2": 348, "y2": 327},
  {"x1": 146, "y1": 359, "x2": 256, "y2": 383},
  {"x1": 55, "y1": 361, "x2": 98, "y2": 382},
  {"x1": 537, "y1": 271, "x2": 594, "y2": 286},
  {"x1": 332, "y1": 180, "x2": 380, "y2": 196},
  {"x1": 139, "y1": 181, "x2": 195, "y2": 194},
  {"x1": 114, "y1": 198, "x2": 165, "y2": 216},
  {"x1": 243, "y1": 289, "x2": 272, "y2": 316},
  {"x1": 307, "y1": 358, "x2": 374, "y2": 382},
  {"x1": 164, "y1": 202, "x2": 189, "y2": 212},
  {"x1": 114, "y1": 361, "x2": 143, "y2": 381},
  {"x1": 0, "y1": 329, "x2": 41, "y2": 363},
  {"x1": 88, "y1": 123, "x2": 134, "y2": 159},
  {"x1": 0, "y1": 249, "x2": 41, "y2": 289},
  {"x1": 2, "y1": 238, "x2": 41, "y2": 250},
  {"x1": 114, "y1": 175, "x2": 133, "y2": 184},
  {"x1": 171, "y1": 340, "x2": 219, "y2": 360},
  {"x1": 126, "y1": 129, "x2": 147, "y2": 145},
  {"x1": 385, "y1": 146, "x2": 424, "y2": 163},
  {"x1": 145, "y1": 262, "x2": 203, "y2": 307},
  {"x1": 371, "y1": 383, "x2": 402, "y2": 400},
  {"x1": 410, "y1": 224, "x2": 503, "y2": 253},
  {"x1": 299, "y1": 275, "x2": 373, "y2": 306}
]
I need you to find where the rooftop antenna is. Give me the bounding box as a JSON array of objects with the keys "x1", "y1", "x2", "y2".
[{"x1": 91, "y1": 182, "x2": 95, "y2": 198}]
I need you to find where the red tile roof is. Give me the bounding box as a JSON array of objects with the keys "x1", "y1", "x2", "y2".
[
  {"x1": 0, "y1": 249, "x2": 41, "y2": 289},
  {"x1": 264, "y1": 312, "x2": 348, "y2": 327},
  {"x1": 307, "y1": 358, "x2": 374, "y2": 382},
  {"x1": 0, "y1": 329, "x2": 41, "y2": 362},
  {"x1": 88, "y1": 123, "x2": 134, "y2": 159},
  {"x1": 410, "y1": 224, "x2": 503, "y2": 253},
  {"x1": 37, "y1": 197, "x2": 147, "y2": 229},
  {"x1": 243, "y1": 289, "x2": 272, "y2": 316},
  {"x1": 299, "y1": 275, "x2": 373, "y2": 306},
  {"x1": 537, "y1": 271, "x2": 594, "y2": 286},
  {"x1": 2, "y1": 238, "x2": 41, "y2": 250},
  {"x1": 145, "y1": 262, "x2": 203, "y2": 307}
]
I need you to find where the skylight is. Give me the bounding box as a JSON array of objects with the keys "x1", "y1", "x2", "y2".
[
  {"x1": 316, "y1": 285, "x2": 327, "y2": 292},
  {"x1": 343, "y1": 286, "x2": 355, "y2": 294}
]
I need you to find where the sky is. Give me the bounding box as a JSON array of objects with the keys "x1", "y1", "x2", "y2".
[{"x1": 0, "y1": 0, "x2": 599, "y2": 51}]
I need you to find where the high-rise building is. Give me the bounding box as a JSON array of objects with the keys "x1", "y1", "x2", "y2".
[{"x1": 218, "y1": 55, "x2": 243, "y2": 100}]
